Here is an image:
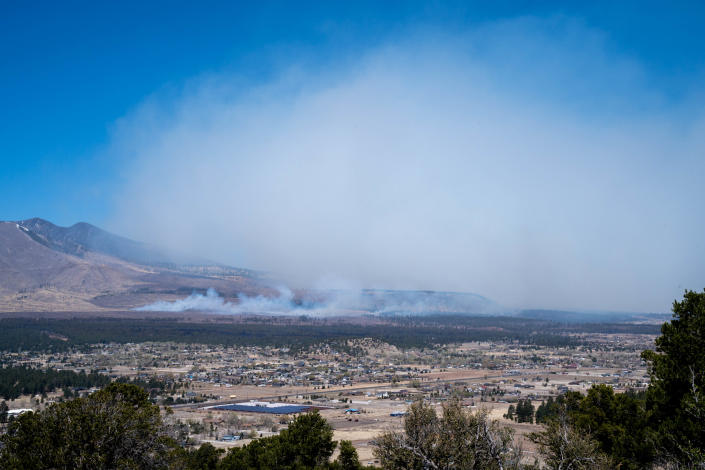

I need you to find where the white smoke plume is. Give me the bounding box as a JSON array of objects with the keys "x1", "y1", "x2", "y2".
[
  {"x1": 135, "y1": 287, "x2": 306, "y2": 315},
  {"x1": 110, "y1": 17, "x2": 705, "y2": 313},
  {"x1": 135, "y1": 286, "x2": 503, "y2": 317}
]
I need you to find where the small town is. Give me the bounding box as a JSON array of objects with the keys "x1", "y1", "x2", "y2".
[{"x1": 1, "y1": 331, "x2": 654, "y2": 464}]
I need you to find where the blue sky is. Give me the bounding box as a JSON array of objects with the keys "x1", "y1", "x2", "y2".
[
  {"x1": 1, "y1": 1, "x2": 459, "y2": 222},
  {"x1": 2, "y1": 1, "x2": 704, "y2": 226},
  {"x1": 2, "y1": 2, "x2": 704, "y2": 311}
]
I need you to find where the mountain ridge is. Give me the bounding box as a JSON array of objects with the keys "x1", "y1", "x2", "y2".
[
  {"x1": 0, "y1": 218, "x2": 265, "y2": 312},
  {"x1": 17, "y1": 217, "x2": 207, "y2": 266}
]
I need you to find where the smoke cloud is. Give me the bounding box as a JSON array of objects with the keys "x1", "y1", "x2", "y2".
[
  {"x1": 135, "y1": 287, "x2": 502, "y2": 317},
  {"x1": 109, "y1": 17, "x2": 705, "y2": 313},
  {"x1": 135, "y1": 287, "x2": 311, "y2": 315}
]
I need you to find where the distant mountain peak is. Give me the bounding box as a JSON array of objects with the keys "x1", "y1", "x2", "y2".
[
  {"x1": 13, "y1": 217, "x2": 178, "y2": 266},
  {"x1": 0, "y1": 217, "x2": 262, "y2": 312}
]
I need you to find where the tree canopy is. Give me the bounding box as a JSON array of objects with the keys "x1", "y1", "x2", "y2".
[
  {"x1": 0, "y1": 383, "x2": 175, "y2": 469},
  {"x1": 373, "y1": 399, "x2": 523, "y2": 470},
  {"x1": 218, "y1": 410, "x2": 339, "y2": 470},
  {"x1": 642, "y1": 288, "x2": 705, "y2": 466},
  {"x1": 530, "y1": 289, "x2": 705, "y2": 469}
]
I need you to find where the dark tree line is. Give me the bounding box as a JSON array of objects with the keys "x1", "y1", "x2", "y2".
[
  {"x1": 0, "y1": 365, "x2": 110, "y2": 400},
  {"x1": 0, "y1": 365, "x2": 175, "y2": 401},
  {"x1": 0, "y1": 316, "x2": 590, "y2": 353}
]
